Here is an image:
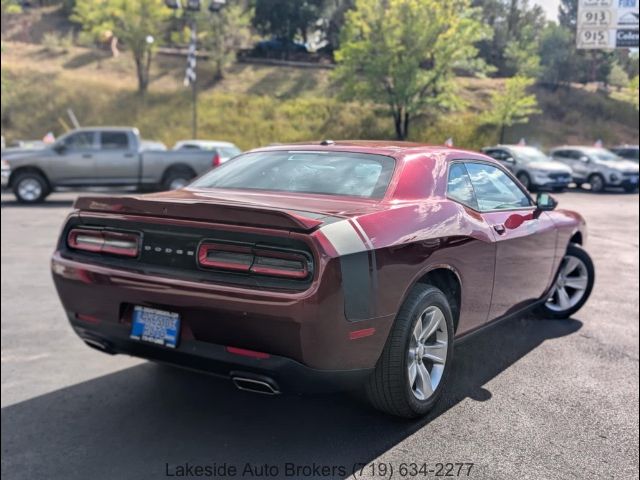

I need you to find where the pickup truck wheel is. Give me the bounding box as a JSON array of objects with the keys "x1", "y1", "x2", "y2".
[
  {"x1": 163, "y1": 169, "x2": 195, "y2": 190},
  {"x1": 12, "y1": 172, "x2": 49, "y2": 203},
  {"x1": 537, "y1": 243, "x2": 594, "y2": 319},
  {"x1": 365, "y1": 285, "x2": 454, "y2": 418}
]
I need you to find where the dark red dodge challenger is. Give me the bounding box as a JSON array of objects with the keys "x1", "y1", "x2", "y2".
[{"x1": 52, "y1": 142, "x2": 595, "y2": 417}]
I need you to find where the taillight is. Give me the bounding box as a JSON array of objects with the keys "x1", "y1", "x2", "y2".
[
  {"x1": 251, "y1": 249, "x2": 308, "y2": 279},
  {"x1": 198, "y1": 242, "x2": 309, "y2": 279},
  {"x1": 212, "y1": 152, "x2": 221, "y2": 167},
  {"x1": 67, "y1": 229, "x2": 139, "y2": 257},
  {"x1": 198, "y1": 243, "x2": 253, "y2": 272}
]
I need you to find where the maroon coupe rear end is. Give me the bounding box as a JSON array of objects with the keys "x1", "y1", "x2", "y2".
[{"x1": 52, "y1": 142, "x2": 594, "y2": 417}]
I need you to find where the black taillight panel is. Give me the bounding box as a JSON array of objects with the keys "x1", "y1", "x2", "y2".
[{"x1": 60, "y1": 217, "x2": 314, "y2": 291}]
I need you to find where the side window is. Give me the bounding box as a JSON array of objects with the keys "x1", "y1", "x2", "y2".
[
  {"x1": 100, "y1": 132, "x2": 130, "y2": 150},
  {"x1": 484, "y1": 149, "x2": 504, "y2": 160},
  {"x1": 552, "y1": 150, "x2": 568, "y2": 158},
  {"x1": 567, "y1": 150, "x2": 584, "y2": 160},
  {"x1": 447, "y1": 163, "x2": 478, "y2": 210},
  {"x1": 465, "y1": 162, "x2": 531, "y2": 211},
  {"x1": 63, "y1": 132, "x2": 95, "y2": 150}
]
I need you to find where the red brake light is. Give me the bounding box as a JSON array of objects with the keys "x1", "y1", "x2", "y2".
[
  {"x1": 197, "y1": 242, "x2": 309, "y2": 279},
  {"x1": 67, "y1": 229, "x2": 139, "y2": 257},
  {"x1": 212, "y1": 152, "x2": 221, "y2": 167}
]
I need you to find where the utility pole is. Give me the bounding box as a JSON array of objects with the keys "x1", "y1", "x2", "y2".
[{"x1": 165, "y1": 0, "x2": 227, "y2": 140}]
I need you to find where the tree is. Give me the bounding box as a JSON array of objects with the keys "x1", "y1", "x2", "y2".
[
  {"x1": 252, "y1": 0, "x2": 326, "y2": 44},
  {"x1": 537, "y1": 23, "x2": 575, "y2": 89},
  {"x1": 73, "y1": 0, "x2": 171, "y2": 94},
  {"x1": 199, "y1": 4, "x2": 253, "y2": 81},
  {"x1": 626, "y1": 76, "x2": 639, "y2": 111},
  {"x1": 504, "y1": 24, "x2": 541, "y2": 77},
  {"x1": 473, "y1": 0, "x2": 546, "y2": 76},
  {"x1": 481, "y1": 76, "x2": 540, "y2": 143},
  {"x1": 334, "y1": 0, "x2": 491, "y2": 140},
  {"x1": 608, "y1": 63, "x2": 630, "y2": 91}
]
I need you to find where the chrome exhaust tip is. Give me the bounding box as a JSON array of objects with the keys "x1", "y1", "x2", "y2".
[
  {"x1": 83, "y1": 337, "x2": 115, "y2": 354},
  {"x1": 232, "y1": 376, "x2": 280, "y2": 395}
]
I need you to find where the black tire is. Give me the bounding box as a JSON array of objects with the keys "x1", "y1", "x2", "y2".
[
  {"x1": 365, "y1": 284, "x2": 454, "y2": 418},
  {"x1": 162, "y1": 168, "x2": 196, "y2": 191},
  {"x1": 516, "y1": 172, "x2": 532, "y2": 191},
  {"x1": 588, "y1": 173, "x2": 606, "y2": 193},
  {"x1": 12, "y1": 171, "x2": 49, "y2": 204},
  {"x1": 536, "y1": 243, "x2": 595, "y2": 320}
]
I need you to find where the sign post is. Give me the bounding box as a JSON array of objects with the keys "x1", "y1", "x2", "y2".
[{"x1": 577, "y1": 0, "x2": 639, "y2": 49}]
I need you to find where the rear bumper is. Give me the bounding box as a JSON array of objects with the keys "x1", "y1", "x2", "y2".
[
  {"x1": 51, "y1": 252, "x2": 393, "y2": 380},
  {"x1": 69, "y1": 315, "x2": 373, "y2": 393}
]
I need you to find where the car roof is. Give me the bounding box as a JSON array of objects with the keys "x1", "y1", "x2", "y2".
[
  {"x1": 251, "y1": 140, "x2": 483, "y2": 160},
  {"x1": 175, "y1": 140, "x2": 238, "y2": 147}
]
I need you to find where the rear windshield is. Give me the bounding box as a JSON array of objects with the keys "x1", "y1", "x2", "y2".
[{"x1": 191, "y1": 150, "x2": 395, "y2": 199}]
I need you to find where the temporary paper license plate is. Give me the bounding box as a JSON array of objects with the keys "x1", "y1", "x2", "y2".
[{"x1": 130, "y1": 306, "x2": 180, "y2": 348}]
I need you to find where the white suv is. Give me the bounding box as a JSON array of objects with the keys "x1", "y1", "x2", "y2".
[{"x1": 550, "y1": 146, "x2": 639, "y2": 193}]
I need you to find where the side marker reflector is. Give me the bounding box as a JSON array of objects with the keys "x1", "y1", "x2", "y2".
[{"x1": 349, "y1": 327, "x2": 376, "y2": 340}]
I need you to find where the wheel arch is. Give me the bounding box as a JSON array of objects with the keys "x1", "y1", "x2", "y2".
[
  {"x1": 161, "y1": 163, "x2": 197, "y2": 184},
  {"x1": 409, "y1": 265, "x2": 462, "y2": 334},
  {"x1": 9, "y1": 166, "x2": 52, "y2": 190},
  {"x1": 570, "y1": 231, "x2": 583, "y2": 245}
]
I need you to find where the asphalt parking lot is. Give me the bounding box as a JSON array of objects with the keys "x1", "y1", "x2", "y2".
[{"x1": 1, "y1": 189, "x2": 638, "y2": 480}]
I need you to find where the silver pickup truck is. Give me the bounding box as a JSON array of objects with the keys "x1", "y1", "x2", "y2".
[{"x1": 1, "y1": 127, "x2": 241, "y2": 203}]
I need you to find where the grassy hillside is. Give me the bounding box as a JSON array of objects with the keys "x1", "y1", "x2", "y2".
[{"x1": 1, "y1": 40, "x2": 638, "y2": 151}]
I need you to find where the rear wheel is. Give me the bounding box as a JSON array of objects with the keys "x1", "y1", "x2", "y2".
[
  {"x1": 537, "y1": 243, "x2": 594, "y2": 319},
  {"x1": 162, "y1": 168, "x2": 196, "y2": 190},
  {"x1": 365, "y1": 285, "x2": 454, "y2": 418},
  {"x1": 12, "y1": 171, "x2": 49, "y2": 203},
  {"x1": 588, "y1": 174, "x2": 606, "y2": 193}
]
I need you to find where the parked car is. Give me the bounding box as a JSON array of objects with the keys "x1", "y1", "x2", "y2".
[
  {"x1": 1, "y1": 127, "x2": 226, "y2": 203},
  {"x1": 172, "y1": 140, "x2": 242, "y2": 164},
  {"x1": 549, "y1": 146, "x2": 639, "y2": 193},
  {"x1": 52, "y1": 141, "x2": 594, "y2": 418},
  {"x1": 481, "y1": 145, "x2": 572, "y2": 191},
  {"x1": 253, "y1": 37, "x2": 308, "y2": 57},
  {"x1": 609, "y1": 145, "x2": 639, "y2": 162}
]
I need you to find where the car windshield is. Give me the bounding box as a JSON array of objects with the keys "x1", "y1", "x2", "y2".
[
  {"x1": 510, "y1": 146, "x2": 549, "y2": 163},
  {"x1": 190, "y1": 150, "x2": 396, "y2": 199},
  {"x1": 584, "y1": 148, "x2": 624, "y2": 161}
]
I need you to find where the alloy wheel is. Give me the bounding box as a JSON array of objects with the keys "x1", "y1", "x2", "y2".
[
  {"x1": 17, "y1": 178, "x2": 43, "y2": 202},
  {"x1": 590, "y1": 175, "x2": 604, "y2": 193},
  {"x1": 407, "y1": 306, "x2": 448, "y2": 401},
  {"x1": 546, "y1": 255, "x2": 589, "y2": 313}
]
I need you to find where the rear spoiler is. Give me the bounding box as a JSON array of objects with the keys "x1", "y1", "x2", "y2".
[{"x1": 73, "y1": 195, "x2": 328, "y2": 231}]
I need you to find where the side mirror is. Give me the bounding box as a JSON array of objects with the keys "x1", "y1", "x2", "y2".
[
  {"x1": 536, "y1": 192, "x2": 558, "y2": 211},
  {"x1": 53, "y1": 143, "x2": 66, "y2": 154},
  {"x1": 579, "y1": 155, "x2": 590, "y2": 163},
  {"x1": 504, "y1": 156, "x2": 515, "y2": 163}
]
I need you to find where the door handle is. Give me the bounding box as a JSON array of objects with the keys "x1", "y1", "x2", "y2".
[
  {"x1": 82, "y1": 154, "x2": 93, "y2": 159},
  {"x1": 493, "y1": 224, "x2": 506, "y2": 235}
]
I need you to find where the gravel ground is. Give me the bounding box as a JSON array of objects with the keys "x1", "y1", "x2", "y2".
[{"x1": 1, "y1": 189, "x2": 638, "y2": 480}]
